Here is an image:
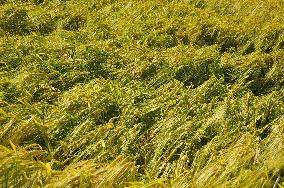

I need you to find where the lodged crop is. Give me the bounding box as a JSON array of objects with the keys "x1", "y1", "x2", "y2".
[{"x1": 0, "y1": 0, "x2": 284, "y2": 187}]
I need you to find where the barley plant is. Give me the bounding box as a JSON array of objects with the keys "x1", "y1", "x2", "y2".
[{"x1": 0, "y1": 0, "x2": 284, "y2": 187}]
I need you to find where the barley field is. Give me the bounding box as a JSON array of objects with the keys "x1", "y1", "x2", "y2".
[{"x1": 0, "y1": 0, "x2": 284, "y2": 187}]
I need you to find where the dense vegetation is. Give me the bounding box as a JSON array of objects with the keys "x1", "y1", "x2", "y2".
[{"x1": 0, "y1": 0, "x2": 284, "y2": 187}]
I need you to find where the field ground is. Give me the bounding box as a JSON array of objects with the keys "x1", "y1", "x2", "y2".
[{"x1": 0, "y1": 0, "x2": 284, "y2": 187}]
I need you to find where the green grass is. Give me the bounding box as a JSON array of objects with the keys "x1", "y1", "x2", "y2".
[{"x1": 0, "y1": 0, "x2": 284, "y2": 187}]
